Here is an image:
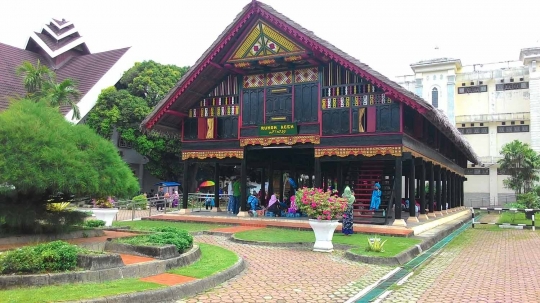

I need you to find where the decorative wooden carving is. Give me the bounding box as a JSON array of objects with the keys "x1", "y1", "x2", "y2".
[
  {"x1": 314, "y1": 146, "x2": 402, "y2": 158},
  {"x1": 240, "y1": 135, "x2": 320, "y2": 147},
  {"x1": 182, "y1": 150, "x2": 244, "y2": 160}
]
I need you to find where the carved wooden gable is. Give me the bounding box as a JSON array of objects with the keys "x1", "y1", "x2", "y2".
[{"x1": 227, "y1": 19, "x2": 305, "y2": 64}]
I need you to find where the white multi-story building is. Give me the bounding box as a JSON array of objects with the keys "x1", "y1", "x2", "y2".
[{"x1": 396, "y1": 47, "x2": 540, "y2": 206}]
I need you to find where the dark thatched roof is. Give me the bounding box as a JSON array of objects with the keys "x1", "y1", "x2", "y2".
[{"x1": 141, "y1": 0, "x2": 480, "y2": 165}]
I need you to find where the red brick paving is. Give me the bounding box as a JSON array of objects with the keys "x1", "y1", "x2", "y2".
[
  {"x1": 179, "y1": 235, "x2": 391, "y2": 303},
  {"x1": 211, "y1": 226, "x2": 265, "y2": 233},
  {"x1": 383, "y1": 229, "x2": 540, "y2": 302},
  {"x1": 140, "y1": 273, "x2": 197, "y2": 286},
  {"x1": 147, "y1": 214, "x2": 414, "y2": 237},
  {"x1": 119, "y1": 253, "x2": 154, "y2": 265}
]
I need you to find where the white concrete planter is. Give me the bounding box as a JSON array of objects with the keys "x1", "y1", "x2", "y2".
[
  {"x1": 92, "y1": 208, "x2": 119, "y2": 227},
  {"x1": 308, "y1": 219, "x2": 339, "y2": 252}
]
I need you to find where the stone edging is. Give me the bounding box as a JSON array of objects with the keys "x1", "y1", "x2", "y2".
[
  {"x1": 229, "y1": 235, "x2": 353, "y2": 250},
  {"x1": 0, "y1": 245, "x2": 201, "y2": 290},
  {"x1": 0, "y1": 229, "x2": 105, "y2": 245},
  {"x1": 345, "y1": 214, "x2": 471, "y2": 265},
  {"x1": 68, "y1": 257, "x2": 246, "y2": 303}
]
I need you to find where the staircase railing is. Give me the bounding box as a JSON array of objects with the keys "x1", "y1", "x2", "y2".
[{"x1": 383, "y1": 181, "x2": 396, "y2": 225}]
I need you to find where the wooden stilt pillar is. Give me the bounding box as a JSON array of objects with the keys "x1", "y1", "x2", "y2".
[
  {"x1": 213, "y1": 163, "x2": 221, "y2": 211},
  {"x1": 314, "y1": 158, "x2": 322, "y2": 188},
  {"x1": 407, "y1": 157, "x2": 418, "y2": 223},
  {"x1": 418, "y1": 159, "x2": 428, "y2": 220},
  {"x1": 237, "y1": 150, "x2": 248, "y2": 217},
  {"x1": 441, "y1": 169, "x2": 447, "y2": 213},
  {"x1": 404, "y1": 176, "x2": 409, "y2": 202},
  {"x1": 435, "y1": 166, "x2": 442, "y2": 216},
  {"x1": 180, "y1": 161, "x2": 190, "y2": 214},
  {"x1": 261, "y1": 167, "x2": 266, "y2": 207},
  {"x1": 393, "y1": 156, "x2": 406, "y2": 226},
  {"x1": 336, "y1": 162, "x2": 343, "y2": 193},
  {"x1": 428, "y1": 162, "x2": 436, "y2": 217}
]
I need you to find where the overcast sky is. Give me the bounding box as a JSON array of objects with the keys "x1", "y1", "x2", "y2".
[{"x1": 2, "y1": 0, "x2": 539, "y2": 78}]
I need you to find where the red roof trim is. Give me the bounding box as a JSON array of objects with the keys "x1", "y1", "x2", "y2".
[
  {"x1": 146, "y1": 3, "x2": 426, "y2": 129},
  {"x1": 146, "y1": 8, "x2": 256, "y2": 129}
]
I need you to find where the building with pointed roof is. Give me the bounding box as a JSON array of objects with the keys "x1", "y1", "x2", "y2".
[
  {"x1": 0, "y1": 18, "x2": 132, "y2": 123},
  {"x1": 142, "y1": 0, "x2": 479, "y2": 225}
]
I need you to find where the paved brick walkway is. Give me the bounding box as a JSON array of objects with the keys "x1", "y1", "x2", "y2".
[
  {"x1": 119, "y1": 253, "x2": 154, "y2": 265},
  {"x1": 141, "y1": 273, "x2": 197, "y2": 286},
  {"x1": 178, "y1": 235, "x2": 392, "y2": 303},
  {"x1": 382, "y1": 229, "x2": 540, "y2": 302}
]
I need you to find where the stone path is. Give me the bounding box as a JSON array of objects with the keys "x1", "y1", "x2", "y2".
[
  {"x1": 178, "y1": 235, "x2": 392, "y2": 303},
  {"x1": 382, "y1": 229, "x2": 540, "y2": 302}
]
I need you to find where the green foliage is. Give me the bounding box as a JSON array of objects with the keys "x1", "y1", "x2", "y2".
[
  {"x1": 0, "y1": 241, "x2": 78, "y2": 274},
  {"x1": 0, "y1": 100, "x2": 139, "y2": 233},
  {"x1": 365, "y1": 237, "x2": 387, "y2": 253},
  {"x1": 117, "y1": 227, "x2": 193, "y2": 253},
  {"x1": 516, "y1": 192, "x2": 540, "y2": 209},
  {"x1": 498, "y1": 140, "x2": 540, "y2": 195},
  {"x1": 86, "y1": 61, "x2": 189, "y2": 181},
  {"x1": 83, "y1": 220, "x2": 106, "y2": 228},
  {"x1": 131, "y1": 194, "x2": 148, "y2": 209},
  {"x1": 16, "y1": 60, "x2": 81, "y2": 119}
]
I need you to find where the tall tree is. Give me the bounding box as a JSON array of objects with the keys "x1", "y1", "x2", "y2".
[
  {"x1": 86, "y1": 61, "x2": 190, "y2": 182},
  {"x1": 498, "y1": 140, "x2": 540, "y2": 195},
  {"x1": 15, "y1": 60, "x2": 81, "y2": 119}
]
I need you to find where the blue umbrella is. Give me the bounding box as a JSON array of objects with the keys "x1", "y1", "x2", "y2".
[{"x1": 155, "y1": 181, "x2": 181, "y2": 187}]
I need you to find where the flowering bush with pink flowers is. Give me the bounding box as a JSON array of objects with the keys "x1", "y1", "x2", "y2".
[{"x1": 295, "y1": 187, "x2": 348, "y2": 220}]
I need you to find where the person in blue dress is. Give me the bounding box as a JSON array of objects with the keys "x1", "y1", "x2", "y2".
[
  {"x1": 341, "y1": 186, "x2": 355, "y2": 236},
  {"x1": 369, "y1": 182, "x2": 382, "y2": 210}
]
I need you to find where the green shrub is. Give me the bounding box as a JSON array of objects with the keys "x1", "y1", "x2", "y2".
[
  {"x1": 83, "y1": 220, "x2": 106, "y2": 228},
  {"x1": 0, "y1": 241, "x2": 78, "y2": 274},
  {"x1": 365, "y1": 237, "x2": 387, "y2": 253},
  {"x1": 517, "y1": 192, "x2": 540, "y2": 209},
  {"x1": 117, "y1": 228, "x2": 193, "y2": 253}
]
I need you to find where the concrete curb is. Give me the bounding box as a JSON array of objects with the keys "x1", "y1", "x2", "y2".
[
  {"x1": 344, "y1": 213, "x2": 471, "y2": 266},
  {"x1": 0, "y1": 245, "x2": 201, "y2": 290},
  {"x1": 229, "y1": 235, "x2": 354, "y2": 251},
  {"x1": 71, "y1": 257, "x2": 246, "y2": 303}
]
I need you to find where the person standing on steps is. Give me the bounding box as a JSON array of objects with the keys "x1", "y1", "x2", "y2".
[
  {"x1": 227, "y1": 179, "x2": 234, "y2": 214},
  {"x1": 341, "y1": 186, "x2": 355, "y2": 236},
  {"x1": 369, "y1": 182, "x2": 382, "y2": 211}
]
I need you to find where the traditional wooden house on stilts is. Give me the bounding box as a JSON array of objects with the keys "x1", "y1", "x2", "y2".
[{"x1": 141, "y1": 0, "x2": 480, "y2": 226}]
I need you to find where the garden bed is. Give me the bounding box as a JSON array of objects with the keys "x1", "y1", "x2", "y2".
[
  {"x1": 0, "y1": 229, "x2": 105, "y2": 245},
  {"x1": 0, "y1": 245, "x2": 201, "y2": 289}
]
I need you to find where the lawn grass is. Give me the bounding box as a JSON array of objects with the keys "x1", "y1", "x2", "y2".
[
  {"x1": 234, "y1": 228, "x2": 421, "y2": 258},
  {"x1": 169, "y1": 243, "x2": 238, "y2": 278},
  {"x1": 112, "y1": 220, "x2": 229, "y2": 232},
  {"x1": 498, "y1": 211, "x2": 539, "y2": 226},
  {"x1": 0, "y1": 278, "x2": 164, "y2": 303}
]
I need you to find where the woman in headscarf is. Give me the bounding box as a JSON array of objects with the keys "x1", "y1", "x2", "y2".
[
  {"x1": 267, "y1": 194, "x2": 280, "y2": 216},
  {"x1": 342, "y1": 186, "x2": 355, "y2": 236},
  {"x1": 370, "y1": 182, "x2": 382, "y2": 210}
]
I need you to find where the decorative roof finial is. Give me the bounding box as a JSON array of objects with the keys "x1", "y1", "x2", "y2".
[{"x1": 251, "y1": 0, "x2": 257, "y2": 6}]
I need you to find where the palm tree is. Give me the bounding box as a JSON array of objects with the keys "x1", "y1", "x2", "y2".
[
  {"x1": 16, "y1": 61, "x2": 81, "y2": 120},
  {"x1": 40, "y1": 78, "x2": 81, "y2": 120},
  {"x1": 16, "y1": 60, "x2": 53, "y2": 96},
  {"x1": 498, "y1": 140, "x2": 540, "y2": 195}
]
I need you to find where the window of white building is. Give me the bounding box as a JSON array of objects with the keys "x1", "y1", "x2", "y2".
[{"x1": 432, "y1": 87, "x2": 438, "y2": 108}]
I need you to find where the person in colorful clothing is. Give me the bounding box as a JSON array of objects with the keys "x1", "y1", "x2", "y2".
[
  {"x1": 342, "y1": 186, "x2": 355, "y2": 236},
  {"x1": 369, "y1": 182, "x2": 382, "y2": 210}
]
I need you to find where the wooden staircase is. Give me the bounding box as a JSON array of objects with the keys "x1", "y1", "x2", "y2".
[{"x1": 347, "y1": 161, "x2": 394, "y2": 225}]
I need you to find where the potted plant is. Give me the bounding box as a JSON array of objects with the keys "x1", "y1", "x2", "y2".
[
  {"x1": 295, "y1": 187, "x2": 348, "y2": 252},
  {"x1": 91, "y1": 197, "x2": 118, "y2": 226}
]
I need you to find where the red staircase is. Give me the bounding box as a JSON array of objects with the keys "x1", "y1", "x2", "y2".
[{"x1": 349, "y1": 161, "x2": 392, "y2": 225}]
